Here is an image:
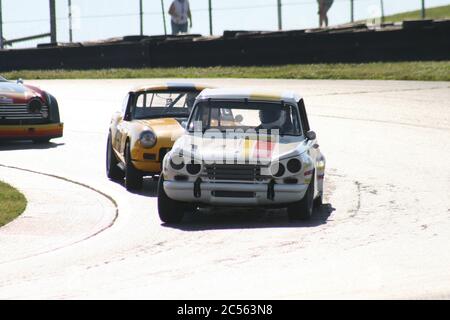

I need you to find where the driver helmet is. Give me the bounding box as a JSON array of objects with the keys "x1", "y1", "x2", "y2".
[{"x1": 259, "y1": 108, "x2": 286, "y2": 129}]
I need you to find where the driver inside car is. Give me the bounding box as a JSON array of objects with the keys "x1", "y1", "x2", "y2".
[{"x1": 257, "y1": 107, "x2": 293, "y2": 133}]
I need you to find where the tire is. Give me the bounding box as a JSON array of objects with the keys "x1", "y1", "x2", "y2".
[
  {"x1": 106, "y1": 133, "x2": 124, "y2": 181},
  {"x1": 288, "y1": 177, "x2": 315, "y2": 221},
  {"x1": 32, "y1": 138, "x2": 50, "y2": 144},
  {"x1": 125, "y1": 142, "x2": 143, "y2": 191},
  {"x1": 314, "y1": 194, "x2": 323, "y2": 208},
  {"x1": 157, "y1": 175, "x2": 186, "y2": 224}
]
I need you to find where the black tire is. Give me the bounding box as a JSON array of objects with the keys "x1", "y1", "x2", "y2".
[
  {"x1": 157, "y1": 175, "x2": 186, "y2": 224},
  {"x1": 314, "y1": 194, "x2": 323, "y2": 208},
  {"x1": 32, "y1": 138, "x2": 50, "y2": 144},
  {"x1": 106, "y1": 133, "x2": 124, "y2": 181},
  {"x1": 288, "y1": 177, "x2": 315, "y2": 221},
  {"x1": 125, "y1": 142, "x2": 143, "y2": 191}
]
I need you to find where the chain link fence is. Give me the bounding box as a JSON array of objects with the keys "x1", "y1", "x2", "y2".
[{"x1": 1, "y1": 0, "x2": 449, "y2": 49}]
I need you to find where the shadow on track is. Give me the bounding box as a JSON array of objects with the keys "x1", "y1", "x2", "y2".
[
  {"x1": 112, "y1": 176, "x2": 335, "y2": 231},
  {"x1": 163, "y1": 203, "x2": 335, "y2": 231},
  {"x1": 0, "y1": 140, "x2": 64, "y2": 151},
  {"x1": 112, "y1": 177, "x2": 159, "y2": 197}
]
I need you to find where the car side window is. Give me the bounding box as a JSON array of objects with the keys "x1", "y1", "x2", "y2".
[{"x1": 298, "y1": 99, "x2": 310, "y2": 135}]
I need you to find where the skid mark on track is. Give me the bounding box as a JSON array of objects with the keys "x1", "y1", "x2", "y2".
[
  {"x1": 310, "y1": 113, "x2": 450, "y2": 132},
  {"x1": 311, "y1": 85, "x2": 450, "y2": 97}
]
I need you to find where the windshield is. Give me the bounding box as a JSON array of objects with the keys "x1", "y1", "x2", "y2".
[
  {"x1": 132, "y1": 91, "x2": 199, "y2": 120},
  {"x1": 187, "y1": 101, "x2": 302, "y2": 136}
]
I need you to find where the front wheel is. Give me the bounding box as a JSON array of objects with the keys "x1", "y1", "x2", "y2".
[
  {"x1": 157, "y1": 175, "x2": 187, "y2": 224},
  {"x1": 288, "y1": 177, "x2": 315, "y2": 221},
  {"x1": 106, "y1": 133, "x2": 124, "y2": 181},
  {"x1": 125, "y1": 142, "x2": 143, "y2": 191}
]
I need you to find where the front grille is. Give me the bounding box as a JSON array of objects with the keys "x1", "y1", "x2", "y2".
[
  {"x1": 204, "y1": 164, "x2": 264, "y2": 181},
  {"x1": 0, "y1": 104, "x2": 49, "y2": 123}
]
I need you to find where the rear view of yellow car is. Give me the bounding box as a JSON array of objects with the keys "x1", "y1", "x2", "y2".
[{"x1": 106, "y1": 83, "x2": 209, "y2": 191}]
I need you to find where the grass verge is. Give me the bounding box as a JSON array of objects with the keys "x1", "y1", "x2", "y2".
[
  {"x1": 0, "y1": 181, "x2": 27, "y2": 227},
  {"x1": 385, "y1": 4, "x2": 450, "y2": 22},
  {"x1": 2, "y1": 61, "x2": 449, "y2": 81}
]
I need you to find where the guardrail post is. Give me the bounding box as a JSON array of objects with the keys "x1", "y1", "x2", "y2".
[
  {"x1": 139, "y1": 0, "x2": 144, "y2": 35},
  {"x1": 421, "y1": 0, "x2": 426, "y2": 19},
  {"x1": 161, "y1": 0, "x2": 167, "y2": 35},
  {"x1": 277, "y1": 0, "x2": 283, "y2": 30},
  {"x1": 350, "y1": 0, "x2": 354, "y2": 23},
  {"x1": 50, "y1": 0, "x2": 57, "y2": 43},
  {"x1": 209, "y1": 0, "x2": 213, "y2": 35},
  {"x1": 68, "y1": 0, "x2": 73, "y2": 42},
  {"x1": 0, "y1": 0, "x2": 3, "y2": 49}
]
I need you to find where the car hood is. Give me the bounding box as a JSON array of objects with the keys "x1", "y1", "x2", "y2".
[
  {"x1": 173, "y1": 134, "x2": 308, "y2": 164},
  {"x1": 134, "y1": 118, "x2": 185, "y2": 141},
  {"x1": 0, "y1": 81, "x2": 45, "y2": 104}
]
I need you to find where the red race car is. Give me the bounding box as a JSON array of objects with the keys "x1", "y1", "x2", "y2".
[{"x1": 0, "y1": 76, "x2": 63, "y2": 143}]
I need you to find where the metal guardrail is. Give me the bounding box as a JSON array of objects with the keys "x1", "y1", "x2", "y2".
[{"x1": 0, "y1": 0, "x2": 440, "y2": 50}]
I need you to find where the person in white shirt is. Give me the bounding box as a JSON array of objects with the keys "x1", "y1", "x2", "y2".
[{"x1": 168, "y1": 0, "x2": 193, "y2": 35}]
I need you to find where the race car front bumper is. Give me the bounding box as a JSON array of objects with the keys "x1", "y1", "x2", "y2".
[
  {"x1": 0, "y1": 123, "x2": 64, "y2": 141},
  {"x1": 164, "y1": 180, "x2": 308, "y2": 206}
]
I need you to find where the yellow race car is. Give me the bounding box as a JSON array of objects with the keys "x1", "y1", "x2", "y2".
[{"x1": 106, "y1": 83, "x2": 210, "y2": 191}]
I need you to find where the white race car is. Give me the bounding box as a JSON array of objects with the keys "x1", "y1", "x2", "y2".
[{"x1": 158, "y1": 88, "x2": 326, "y2": 224}]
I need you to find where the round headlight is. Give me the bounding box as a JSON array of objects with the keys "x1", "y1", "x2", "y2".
[
  {"x1": 28, "y1": 99, "x2": 42, "y2": 113},
  {"x1": 186, "y1": 162, "x2": 202, "y2": 175},
  {"x1": 170, "y1": 156, "x2": 185, "y2": 170},
  {"x1": 287, "y1": 158, "x2": 302, "y2": 173},
  {"x1": 271, "y1": 162, "x2": 285, "y2": 178},
  {"x1": 139, "y1": 131, "x2": 157, "y2": 148}
]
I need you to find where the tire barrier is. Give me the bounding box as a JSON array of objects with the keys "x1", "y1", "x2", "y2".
[{"x1": 0, "y1": 20, "x2": 448, "y2": 71}]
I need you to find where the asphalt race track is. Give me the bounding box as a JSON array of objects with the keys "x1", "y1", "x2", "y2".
[{"x1": 0, "y1": 79, "x2": 449, "y2": 299}]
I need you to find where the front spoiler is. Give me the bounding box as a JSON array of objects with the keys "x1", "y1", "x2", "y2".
[{"x1": 0, "y1": 123, "x2": 64, "y2": 140}]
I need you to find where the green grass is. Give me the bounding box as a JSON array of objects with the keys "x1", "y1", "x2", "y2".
[
  {"x1": 384, "y1": 4, "x2": 450, "y2": 22},
  {"x1": 2, "y1": 61, "x2": 449, "y2": 81},
  {"x1": 0, "y1": 181, "x2": 27, "y2": 227}
]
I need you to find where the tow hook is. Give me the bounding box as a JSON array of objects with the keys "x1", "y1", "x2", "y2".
[
  {"x1": 267, "y1": 179, "x2": 276, "y2": 201},
  {"x1": 194, "y1": 178, "x2": 202, "y2": 198}
]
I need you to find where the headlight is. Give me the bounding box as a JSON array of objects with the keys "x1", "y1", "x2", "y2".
[
  {"x1": 170, "y1": 155, "x2": 185, "y2": 170},
  {"x1": 287, "y1": 158, "x2": 302, "y2": 173},
  {"x1": 186, "y1": 162, "x2": 202, "y2": 175},
  {"x1": 28, "y1": 99, "x2": 42, "y2": 113},
  {"x1": 139, "y1": 131, "x2": 157, "y2": 148},
  {"x1": 270, "y1": 162, "x2": 285, "y2": 178}
]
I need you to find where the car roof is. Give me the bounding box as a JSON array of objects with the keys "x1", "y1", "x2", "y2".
[
  {"x1": 132, "y1": 82, "x2": 212, "y2": 93},
  {"x1": 197, "y1": 88, "x2": 302, "y2": 105}
]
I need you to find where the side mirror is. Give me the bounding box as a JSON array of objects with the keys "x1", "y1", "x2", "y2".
[
  {"x1": 306, "y1": 131, "x2": 316, "y2": 141},
  {"x1": 235, "y1": 115, "x2": 244, "y2": 123},
  {"x1": 17, "y1": 78, "x2": 24, "y2": 84}
]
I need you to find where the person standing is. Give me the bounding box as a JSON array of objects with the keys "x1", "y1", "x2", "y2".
[
  {"x1": 169, "y1": 0, "x2": 192, "y2": 35},
  {"x1": 317, "y1": 0, "x2": 334, "y2": 28}
]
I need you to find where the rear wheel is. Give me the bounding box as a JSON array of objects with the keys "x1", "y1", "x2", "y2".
[
  {"x1": 125, "y1": 142, "x2": 143, "y2": 191},
  {"x1": 288, "y1": 177, "x2": 315, "y2": 221},
  {"x1": 106, "y1": 133, "x2": 124, "y2": 181},
  {"x1": 157, "y1": 175, "x2": 187, "y2": 224}
]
